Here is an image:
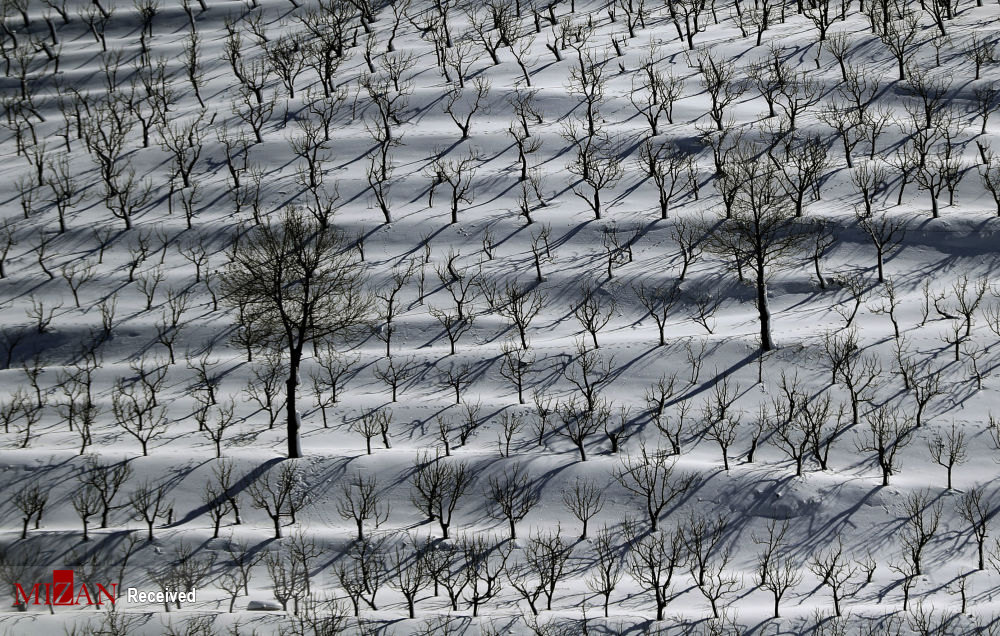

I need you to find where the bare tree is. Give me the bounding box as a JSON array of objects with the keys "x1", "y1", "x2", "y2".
[
  {"x1": 129, "y1": 480, "x2": 170, "y2": 541},
  {"x1": 13, "y1": 481, "x2": 47, "y2": 539},
  {"x1": 957, "y1": 485, "x2": 993, "y2": 571},
  {"x1": 573, "y1": 284, "x2": 616, "y2": 349},
  {"x1": 247, "y1": 462, "x2": 307, "y2": 539},
  {"x1": 389, "y1": 540, "x2": 428, "y2": 619},
  {"x1": 508, "y1": 527, "x2": 573, "y2": 614},
  {"x1": 374, "y1": 356, "x2": 417, "y2": 402},
  {"x1": 498, "y1": 339, "x2": 534, "y2": 404},
  {"x1": 461, "y1": 533, "x2": 512, "y2": 617},
  {"x1": 706, "y1": 144, "x2": 811, "y2": 350},
  {"x1": 627, "y1": 527, "x2": 684, "y2": 621},
  {"x1": 485, "y1": 462, "x2": 539, "y2": 540},
  {"x1": 695, "y1": 48, "x2": 747, "y2": 131},
  {"x1": 71, "y1": 484, "x2": 102, "y2": 542},
  {"x1": 855, "y1": 404, "x2": 914, "y2": 486},
  {"x1": 900, "y1": 489, "x2": 942, "y2": 576},
  {"x1": 336, "y1": 472, "x2": 390, "y2": 541},
  {"x1": 561, "y1": 477, "x2": 605, "y2": 540},
  {"x1": 638, "y1": 138, "x2": 687, "y2": 219},
  {"x1": 351, "y1": 408, "x2": 392, "y2": 454},
  {"x1": 927, "y1": 422, "x2": 968, "y2": 490},
  {"x1": 246, "y1": 354, "x2": 284, "y2": 429},
  {"x1": 587, "y1": 526, "x2": 624, "y2": 618},
  {"x1": 221, "y1": 206, "x2": 373, "y2": 458},
  {"x1": 808, "y1": 538, "x2": 857, "y2": 617},
  {"x1": 430, "y1": 149, "x2": 480, "y2": 224},
  {"x1": 568, "y1": 136, "x2": 623, "y2": 219},
  {"x1": 201, "y1": 399, "x2": 237, "y2": 458},
  {"x1": 615, "y1": 445, "x2": 696, "y2": 531},
  {"x1": 495, "y1": 280, "x2": 545, "y2": 351},
  {"x1": 444, "y1": 77, "x2": 490, "y2": 140}
]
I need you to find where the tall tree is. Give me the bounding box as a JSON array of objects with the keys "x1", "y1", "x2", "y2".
[
  {"x1": 221, "y1": 207, "x2": 372, "y2": 458},
  {"x1": 706, "y1": 145, "x2": 811, "y2": 350}
]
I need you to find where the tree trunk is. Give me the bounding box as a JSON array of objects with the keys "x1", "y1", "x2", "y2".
[
  {"x1": 286, "y1": 349, "x2": 302, "y2": 458},
  {"x1": 756, "y1": 273, "x2": 773, "y2": 351}
]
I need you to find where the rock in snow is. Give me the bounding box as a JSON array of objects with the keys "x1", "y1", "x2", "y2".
[{"x1": 247, "y1": 600, "x2": 283, "y2": 611}]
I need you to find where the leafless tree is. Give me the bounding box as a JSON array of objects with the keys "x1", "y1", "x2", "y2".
[
  {"x1": 556, "y1": 397, "x2": 609, "y2": 461},
  {"x1": 499, "y1": 339, "x2": 534, "y2": 404},
  {"x1": 808, "y1": 538, "x2": 857, "y2": 616},
  {"x1": 705, "y1": 144, "x2": 811, "y2": 350},
  {"x1": 695, "y1": 48, "x2": 747, "y2": 131},
  {"x1": 247, "y1": 462, "x2": 307, "y2": 539},
  {"x1": 373, "y1": 355, "x2": 417, "y2": 403},
  {"x1": 388, "y1": 540, "x2": 428, "y2": 619},
  {"x1": 245, "y1": 353, "x2": 284, "y2": 429},
  {"x1": 336, "y1": 535, "x2": 388, "y2": 613},
  {"x1": 78, "y1": 455, "x2": 132, "y2": 529},
  {"x1": 444, "y1": 77, "x2": 490, "y2": 140},
  {"x1": 638, "y1": 138, "x2": 687, "y2": 219},
  {"x1": 201, "y1": 399, "x2": 237, "y2": 458},
  {"x1": 112, "y1": 376, "x2": 168, "y2": 457},
  {"x1": 461, "y1": 533, "x2": 513, "y2": 617},
  {"x1": 587, "y1": 526, "x2": 624, "y2": 618},
  {"x1": 616, "y1": 445, "x2": 696, "y2": 531},
  {"x1": 630, "y1": 64, "x2": 682, "y2": 136},
  {"x1": 13, "y1": 481, "x2": 47, "y2": 539},
  {"x1": 560, "y1": 477, "x2": 605, "y2": 540},
  {"x1": 312, "y1": 343, "x2": 358, "y2": 412},
  {"x1": 336, "y1": 472, "x2": 390, "y2": 541},
  {"x1": 485, "y1": 462, "x2": 539, "y2": 540},
  {"x1": 900, "y1": 489, "x2": 942, "y2": 576},
  {"x1": 129, "y1": 480, "x2": 170, "y2": 541},
  {"x1": 568, "y1": 135, "x2": 623, "y2": 220},
  {"x1": 634, "y1": 281, "x2": 680, "y2": 347},
  {"x1": 855, "y1": 404, "x2": 914, "y2": 486},
  {"x1": 221, "y1": 206, "x2": 372, "y2": 458},
  {"x1": 957, "y1": 485, "x2": 992, "y2": 571},
  {"x1": 71, "y1": 484, "x2": 102, "y2": 542},
  {"x1": 430, "y1": 149, "x2": 480, "y2": 224},
  {"x1": 910, "y1": 369, "x2": 941, "y2": 429},
  {"x1": 411, "y1": 453, "x2": 474, "y2": 539},
  {"x1": 508, "y1": 527, "x2": 573, "y2": 615},
  {"x1": 573, "y1": 284, "x2": 616, "y2": 349},
  {"x1": 927, "y1": 422, "x2": 967, "y2": 490},
  {"x1": 875, "y1": 11, "x2": 920, "y2": 79}
]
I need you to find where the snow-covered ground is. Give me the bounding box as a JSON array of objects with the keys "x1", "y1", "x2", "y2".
[{"x1": 2, "y1": 0, "x2": 1000, "y2": 632}]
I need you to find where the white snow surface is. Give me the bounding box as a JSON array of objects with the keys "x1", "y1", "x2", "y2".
[{"x1": 1, "y1": 0, "x2": 1000, "y2": 633}]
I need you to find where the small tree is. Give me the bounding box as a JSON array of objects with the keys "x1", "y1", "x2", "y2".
[
  {"x1": 485, "y1": 462, "x2": 539, "y2": 540},
  {"x1": 900, "y1": 489, "x2": 942, "y2": 576},
  {"x1": 855, "y1": 404, "x2": 914, "y2": 486},
  {"x1": 80, "y1": 455, "x2": 133, "y2": 528},
  {"x1": 13, "y1": 481, "x2": 47, "y2": 539},
  {"x1": 71, "y1": 484, "x2": 102, "y2": 541},
  {"x1": 927, "y1": 422, "x2": 968, "y2": 490},
  {"x1": 807, "y1": 538, "x2": 858, "y2": 617},
  {"x1": 957, "y1": 485, "x2": 993, "y2": 571},
  {"x1": 128, "y1": 480, "x2": 170, "y2": 541},
  {"x1": 247, "y1": 462, "x2": 308, "y2": 539},
  {"x1": 336, "y1": 472, "x2": 390, "y2": 541},
  {"x1": 561, "y1": 477, "x2": 605, "y2": 540},
  {"x1": 568, "y1": 136, "x2": 623, "y2": 219},
  {"x1": 615, "y1": 445, "x2": 696, "y2": 531},
  {"x1": 430, "y1": 149, "x2": 480, "y2": 224},
  {"x1": 705, "y1": 145, "x2": 811, "y2": 350},
  {"x1": 201, "y1": 399, "x2": 237, "y2": 458},
  {"x1": 627, "y1": 527, "x2": 684, "y2": 621}
]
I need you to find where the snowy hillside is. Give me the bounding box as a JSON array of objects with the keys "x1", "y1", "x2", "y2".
[{"x1": 2, "y1": 0, "x2": 1000, "y2": 632}]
